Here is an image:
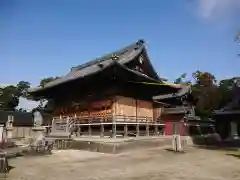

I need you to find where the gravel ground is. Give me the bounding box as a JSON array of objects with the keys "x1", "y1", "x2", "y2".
[{"x1": 7, "y1": 147, "x2": 240, "y2": 180}]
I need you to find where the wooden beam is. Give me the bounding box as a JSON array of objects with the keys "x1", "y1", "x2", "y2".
[{"x1": 153, "y1": 100, "x2": 170, "y2": 106}]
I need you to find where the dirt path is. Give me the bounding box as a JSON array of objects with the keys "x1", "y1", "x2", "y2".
[{"x1": 7, "y1": 147, "x2": 240, "y2": 180}]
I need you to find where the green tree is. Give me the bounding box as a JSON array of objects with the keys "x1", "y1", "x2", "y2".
[
  {"x1": 174, "y1": 73, "x2": 191, "y2": 85},
  {"x1": 17, "y1": 81, "x2": 31, "y2": 98},
  {"x1": 17, "y1": 81, "x2": 30, "y2": 92},
  {"x1": 40, "y1": 77, "x2": 59, "y2": 87},
  {"x1": 191, "y1": 71, "x2": 220, "y2": 117},
  {"x1": 0, "y1": 81, "x2": 31, "y2": 111},
  {"x1": 0, "y1": 85, "x2": 19, "y2": 110},
  {"x1": 218, "y1": 77, "x2": 240, "y2": 109}
]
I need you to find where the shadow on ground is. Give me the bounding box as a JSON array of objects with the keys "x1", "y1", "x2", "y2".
[
  {"x1": 191, "y1": 135, "x2": 240, "y2": 149},
  {"x1": 226, "y1": 153, "x2": 240, "y2": 159},
  {"x1": 8, "y1": 165, "x2": 15, "y2": 172},
  {"x1": 164, "y1": 148, "x2": 186, "y2": 154},
  {"x1": 190, "y1": 136, "x2": 240, "y2": 159}
]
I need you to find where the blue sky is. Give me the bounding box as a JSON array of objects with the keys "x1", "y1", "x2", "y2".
[{"x1": 1, "y1": 0, "x2": 240, "y2": 88}]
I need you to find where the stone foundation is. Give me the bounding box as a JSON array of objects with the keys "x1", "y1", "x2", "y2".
[{"x1": 70, "y1": 137, "x2": 172, "y2": 154}]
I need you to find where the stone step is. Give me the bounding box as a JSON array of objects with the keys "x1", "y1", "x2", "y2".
[
  {"x1": 46, "y1": 131, "x2": 71, "y2": 140},
  {"x1": 54, "y1": 128, "x2": 66, "y2": 131}
]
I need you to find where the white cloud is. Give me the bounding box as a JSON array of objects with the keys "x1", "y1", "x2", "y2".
[{"x1": 197, "y1": 0, "x2": 240, "y2": 19}]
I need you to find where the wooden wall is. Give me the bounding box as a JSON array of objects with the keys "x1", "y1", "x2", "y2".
[
  {"x1": 114, "y1": 96, "x2": 136, "y2": 117},
  {"x1": 52, "y1": 96, "x2": 163, "y2": 122},
  {"x1": 153, "y1": 107, "x2": 163, "y2": 122},
  {"x1": 53, "y1": 99, "x2": 113, "y2": 120},
  {"x1": 114, "y1": 96, "x2": 155, "y2": 122}
]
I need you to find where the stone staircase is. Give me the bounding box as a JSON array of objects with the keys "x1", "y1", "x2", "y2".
[{"x1": 45, "y1": 117, "x2": 74, "y2": 149}]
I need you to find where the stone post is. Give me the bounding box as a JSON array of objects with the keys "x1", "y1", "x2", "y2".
[
  {"x1": 100, "y1": 121, "x2": 104, "y2": 138},
  {"x1": 172, "y1": 134, "x2": 182, "y2": 152},
  {"x1": 112, "y1": 113, "x2": 116, "y2": 138},
  {"x1": 136, "y1": 123, "x2": 140, "y2": 137},
  {"x1": 32, "y1": 126, "x2": 45, "y2": 143},
  {"x1": 6, "y1": 115, "x2": 14, "y2": 139},
  {"x1": 145, "y1": 124, "x2": 149, "y2": 136},
  {"x1": 0, "y1": 125, "x2": 4, "y2": 145},
  {"x1": 51, "y1": 118, "x2": 55, "y2": 131},
  {"x1": 77, "y1": 126, "x2": 81, "y2": 137},
  {"x1": 32, "y1": 110, "x2": 45, "y2": 145},
  {"x1": 66, "y1": 117, "x2": 70, "y2": 133},
  {"x1": 112, "y1": 123, "x2": 116, "y2": 138},
  {"x1": 124, "y1": 124, "x2": 128, "y2": 137},
  {"x1": 88, "y1": 125, "x2": 92, "y2": 136}
]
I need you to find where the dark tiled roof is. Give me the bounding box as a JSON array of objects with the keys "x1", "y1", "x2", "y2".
[
  {"x1": 28, "y1": 39, "x2": 159, "y2": 93},
  {"x1": 153, "y1": 85, "x2": 191, "y2": 101},
  {"x1": 184, "y1": 115, "x2": 214, "y2": 123},
  {"x1": 0, "y1": 110, "x2": 52, "y2": 126},
  {"x1": 213, "y1": 110, "x2": 240, "y2": 115},
  {"x1": 0, "y1": 111, "x2": 33, "y2": 126},
  {"x1": 162, "y1": 106, "x2": 189, "y2": 115},
  {"x1": 70, "y1": 40, "x2": 145, "y2": 73}
]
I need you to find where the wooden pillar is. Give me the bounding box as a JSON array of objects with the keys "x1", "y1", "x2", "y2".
[
  {"x1": 145, "y1": 124, "x2": 149, "y2": 136},
  {"x1": 100, "y1": 123, "x2": 104, "y2": 137},
  {"x1": 124, "y1": 124, "x2": 128, "y2": 137},
  {"x1": 88, "y1": 125, "x2": 92, "y2": 136}
]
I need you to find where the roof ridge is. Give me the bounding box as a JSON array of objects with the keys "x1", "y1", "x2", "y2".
[{"x1": 70, "y1": 39, "x2": 145, "y2": 72}]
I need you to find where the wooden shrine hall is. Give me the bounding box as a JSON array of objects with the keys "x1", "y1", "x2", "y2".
[
  {"x1": 28, "y1": 40, "x2": 194, "y2": 137},
  {"x1": 153, "y1": 86, "x2": 215, "y2": 137}
]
